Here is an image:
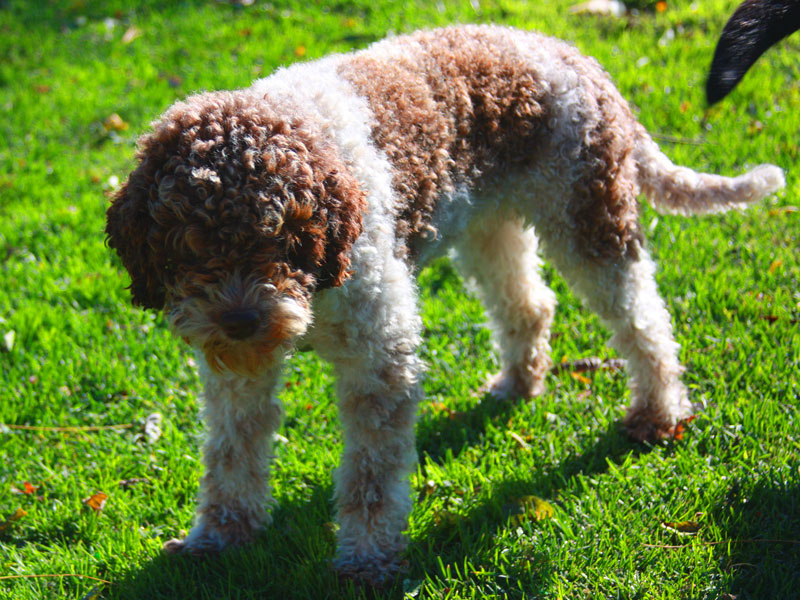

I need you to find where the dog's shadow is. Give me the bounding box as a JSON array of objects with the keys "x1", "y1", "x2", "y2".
[
  {"x1": 117, "y1": 390, "x2": 648, "y2": 599},
  {"x1": 707, "y1": 477, "x2": 800, "y2": 599}
]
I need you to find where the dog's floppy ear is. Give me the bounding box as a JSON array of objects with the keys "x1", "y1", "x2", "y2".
[
  {"x1": 707, "y1": 0, "x2": 800, "y2": 104},
  {"x1": 278, "y1": 166, "x2": 368, "y2": 291},
  {"x1": 106, "y1": 168, "x2": 166, "y2": 310}
]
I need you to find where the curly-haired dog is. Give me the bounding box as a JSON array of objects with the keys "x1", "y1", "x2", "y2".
[{"x1": 107, "y1": 25, "x2": 784, "y2": 583}]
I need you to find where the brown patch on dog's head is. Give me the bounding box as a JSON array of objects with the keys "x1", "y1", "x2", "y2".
[
  {"x1": 107, "y1": 90, "x2": 366, "y2": 373},
  {"x1": 106, "y1": 89, "x2": 366, "y2": 310}
]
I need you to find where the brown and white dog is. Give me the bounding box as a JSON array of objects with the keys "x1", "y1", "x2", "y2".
[{"x1": 107, "y1": 25, "x2": 784, "y2": 583}]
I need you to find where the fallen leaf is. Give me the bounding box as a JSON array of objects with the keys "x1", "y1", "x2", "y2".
[
  {"x1": 11, "y1": 481, "x2": 38, "y2": 495},
  {"x1": 294, "y1": 45, "x2": 307, "y2": 57},
  {"x1": 103, "y1": 113, "x2": 129, "y2": 132},
  {"x1": 672, "y1": 415, "x2": 697, "y2": 440},
  {"x1": 429, "y1": 402, "x2": 456, "y2": 419},
  {"x1": 2, "y1": 330, "x2": 14, "y2": 351},
  {"x1": 661, "y1": 520, "x2": 701, "y2": 535},
  {"x1": 571, "y1": 372, "x2": 592, "y2": 385},
  {"x1": 768, "y1": 259, "x2": 782, "y2": 274},
  {"x1": 508, "y1": 495, "x2": 556, "y2": 526},
  {"x1": 83, "y1": 492, "x2": 108, "y2": 512},
  {"x1": 0, "y1": 508, "x2": 27, "y2": 533},
  {"x1": 768, "y1": 206, "x2": 798, "y2": 216},
  {"x1": 121, "y1": 26, "x2": 142, "y2": 44}
]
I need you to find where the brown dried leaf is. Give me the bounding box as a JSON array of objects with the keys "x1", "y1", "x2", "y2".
[
  {"x1": 103, "y1": 113, "x2": 129, "y2": 132},
  {"x1": 83, "y1": 492, "x2": 108, "y2": 512},
  {"x1": 768, "y1": 206, "x2": 798, "y2": 216},
  {"x1": 11, "y1": 481, "x2": 38, "y2": 495},
  {"x1": 0, "y1": 508, "x2": 27, "y2": 533},
  {"x1": 661, "y1": 520, "x2": 701, "y2": 535}
]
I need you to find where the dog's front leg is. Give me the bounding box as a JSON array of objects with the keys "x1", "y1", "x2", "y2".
[
  {"x1": 164, "y1": 353, "x2": 283, "y2": 554},
  {"x1": 313, "y1": 260, "x2": 423, "y2": 584},
  {"x1": 332, "y1": 351, "x2": 421, "y2": 584}
]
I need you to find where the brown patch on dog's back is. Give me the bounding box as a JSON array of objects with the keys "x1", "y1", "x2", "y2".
[
  {"x1": 341, "y1": 27, "x2": 646, "y2": 261},
  {"x1": 561, "y1": 47, "x2": 644, "y2": 260},
  {"x1": 338, "y1": 28, "x2": 550, "y2": 252}
]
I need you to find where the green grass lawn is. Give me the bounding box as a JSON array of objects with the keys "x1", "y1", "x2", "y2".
[{"x1": 1, "y1": 0, "x2": 798, "y2": 598}]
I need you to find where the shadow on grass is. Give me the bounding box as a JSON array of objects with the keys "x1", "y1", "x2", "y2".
[
  {"x1": 114, "y1": 483, "x2": 382, "y2": 599},
  {"x1": 114, "y1": 406, "x2": 645, "y2": 599},
  {"x1": 114, "y1": 371, "x2": 658, "y2": 600},
  {"x1": 413, "y1": 418, "x2": 649, "y2": 544},
  {"x1": 409, "y1": 390, "x2": 658, "y2": 595},
  {"x1": 709, "y1": 476, "x2": 800, "y2": 599}
]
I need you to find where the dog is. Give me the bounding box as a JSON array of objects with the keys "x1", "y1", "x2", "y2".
[
  {"x1": 107, "y1": 25, "x2": 784, "y2": 584},
  {"x1": 707, "y1": 0, "x2": 800, "y2": 104}
]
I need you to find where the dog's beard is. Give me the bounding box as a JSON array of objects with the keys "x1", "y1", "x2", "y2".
[{"x1": 167, "y1": 279, "x2": 312, "y2": 377}]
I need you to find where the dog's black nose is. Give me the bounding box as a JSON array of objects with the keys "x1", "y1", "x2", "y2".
[{"x1": 220, "y1": 309, "x2": 260, "y2": 340}]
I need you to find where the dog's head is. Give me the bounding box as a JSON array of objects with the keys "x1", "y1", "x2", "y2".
[{"x1": 107, "y1": 90, "x2": 366, "y2": 375}]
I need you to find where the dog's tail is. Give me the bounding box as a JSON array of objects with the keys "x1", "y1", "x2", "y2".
[{"x1": 633, "y1": 127, "x2": 784, "y2": 216}]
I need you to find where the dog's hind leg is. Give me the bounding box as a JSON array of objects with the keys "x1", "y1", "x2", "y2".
[
  {"x1": 455, "y1": 216, "x2": 556, "y2": 400},
  {"x1": 546, "y1": 244, "x2": 692, "y2": 442}
]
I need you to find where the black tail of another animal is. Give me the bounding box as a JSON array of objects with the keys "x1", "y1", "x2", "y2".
[{"x1": 706, "y1": 0, "x2": 800, "y2": 105}]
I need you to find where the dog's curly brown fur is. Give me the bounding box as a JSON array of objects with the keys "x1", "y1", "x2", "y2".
[
  {"x1": 106, "y1": 25, "x2": 783, "y2": 585},
  {"x1": 107, "y1": 90, "x2": 367, "y2": 311}
]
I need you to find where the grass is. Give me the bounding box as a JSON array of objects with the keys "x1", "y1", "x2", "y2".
[{"x1": 0, "y1": 0, "x2": 798, "y2": 598}]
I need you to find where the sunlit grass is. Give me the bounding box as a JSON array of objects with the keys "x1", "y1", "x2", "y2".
[{"x1": 1, "y1": 1, "x2": 798, "y2": 598}]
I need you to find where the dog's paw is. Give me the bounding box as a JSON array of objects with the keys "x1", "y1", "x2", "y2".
[
  {"x1": 163, "y1": 518, "x2": 258, "y2": 556},
  {"x1": 481, "y1": 368, "x2": 545, "y2": 401},
  {"x1": 162, "y1": 531, "x2": 226, "y2": 556},
  {"x1": 334, "y1": 555, "x2": 406, "y2": 589},
  {"x1": 623, "y1": 412, "x2": 695, "y2": 444}
]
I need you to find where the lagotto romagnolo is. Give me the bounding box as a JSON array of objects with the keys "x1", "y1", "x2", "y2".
[{"x1": 107, "y1": 25, "x2": 784, "y2": 583}]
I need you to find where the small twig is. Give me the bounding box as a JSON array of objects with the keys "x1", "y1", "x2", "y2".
[
  {"x1": 552, "y1": 357, "x2": 627, "y2": 374},
  {"x1": 0, "y1": 423, "x2": 134, "y2": 433},
  {"x1": 644, "y1": 538, "x2": 800, "y2": 550},
  {"x1": 0, "y1": 573, "x2": 111, "y2": 584},
  {"x1": 651, "y1": 133, "x2": 706, "y2": 146}
]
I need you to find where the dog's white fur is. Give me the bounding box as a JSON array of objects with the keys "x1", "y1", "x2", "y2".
[{"x1": 108, "y1": 25, "x2": 785, "y2": 584}]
